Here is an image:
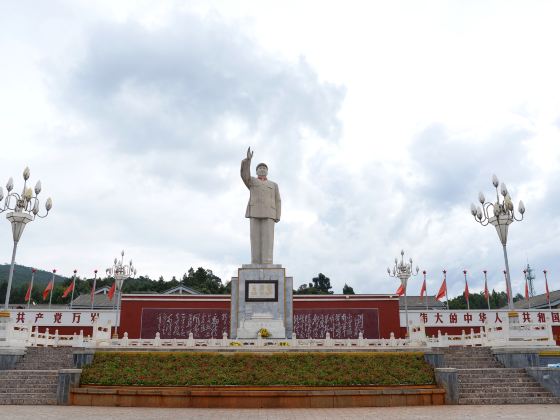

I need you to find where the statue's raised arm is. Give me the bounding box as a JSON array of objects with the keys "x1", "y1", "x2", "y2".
[{"x1": 240, "y1": 147, "x2": 253, "y2": 189}]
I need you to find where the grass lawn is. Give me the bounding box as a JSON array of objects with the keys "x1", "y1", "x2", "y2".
[{"x1": 80, "y1": 351, "x2": 435, "y2": 387}]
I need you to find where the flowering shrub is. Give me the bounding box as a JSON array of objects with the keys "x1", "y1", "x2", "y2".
[
  {"x1": 80, "y1": 352, "x2": 435, "y2": 387},
  {"x1": 258, "y1": 328, "x2": 271, "y2": 338}
]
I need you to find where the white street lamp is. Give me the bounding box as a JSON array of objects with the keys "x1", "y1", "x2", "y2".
[
  {"x1": 471, "y1": 174, "x2": 525, "y2": 311},
  {"x1": 387, "y1": 250, "x2": 419, "y2": 339},
  {"x1": 106, "y1": 250, "x2": 136, "y2": 338},
  {"x1": 0, "y1": 167, "x2": 52, "y2": 310}
]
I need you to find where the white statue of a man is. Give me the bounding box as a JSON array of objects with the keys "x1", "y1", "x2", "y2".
[{"x1": 241, "y1": 147, "x2": 281, "y2": 264}]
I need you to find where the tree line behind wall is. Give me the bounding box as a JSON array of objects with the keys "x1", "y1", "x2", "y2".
[{"x1": 0, "y1": 265, "x2": 229, "y2": 305}]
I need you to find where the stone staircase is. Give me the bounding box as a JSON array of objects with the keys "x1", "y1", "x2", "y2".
[
  {"x1": 0, "y1": 347, "x2": 75, "y2": 405},
  {"x1": 0, "y1": 370, "x2": 59, "y2": 405},
  {"x1": 14, "y1": 347, "x2": 75, "y2": 370},
  {"x1": 442, "y1": 347, "x2": 560, "y2": 404}
]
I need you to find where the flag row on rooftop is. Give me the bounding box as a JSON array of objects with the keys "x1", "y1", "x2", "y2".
[
  {"x1": 395, "y1": 269, "x2": 554, "y2": 309},
  {"x1": 23, "y1": 269, "x2": 117, "y2": 309}
]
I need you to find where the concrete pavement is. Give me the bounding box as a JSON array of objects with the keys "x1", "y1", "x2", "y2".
[{"x1": 2, "y1": 405, "x2": 560, "y2": 419}]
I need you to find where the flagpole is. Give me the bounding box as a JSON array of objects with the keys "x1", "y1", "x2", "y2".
[
  {"x1": 544, "y1": 270, "x2": 552, "y2": 311},
  {"x1": 523, "y1": 269, "x2": 531, "y2": 309},
  {"x1": 423, "y1": 271, "x2": 429, "y2": 311},
  {"x1": 69, "y1": 270, "x2": 77, "y2": 310},
  {"x1": 443, "y1": 270, "x2": 449, "y2": 310},
  {"x1": 484, "y1": 270, "x2": 490, "y2": 310},
  {"x1": 27, "y1": 269, "x2": 35, "y2": 309},
  {"x1": 48, "y1": 270, "x2": 55, "y2": 309},
  {"x1": 463, "y1": 270, "x2": 470, "y2": 310},
  {"x1": 91, "y1": 270, "x2": 98, "y2": 310}
]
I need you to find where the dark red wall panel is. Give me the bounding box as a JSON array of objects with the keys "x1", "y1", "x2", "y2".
[
  {"x1": 140, "y1": 308, "x2": 230, "y2": 339},
  {"x1": 293, "y1": 309, "x2": 378, "y2": 339}
]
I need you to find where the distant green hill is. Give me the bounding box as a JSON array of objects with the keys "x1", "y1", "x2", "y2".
[{"x1": 0, "y1": 264, "x2": 69, "y2": 287}]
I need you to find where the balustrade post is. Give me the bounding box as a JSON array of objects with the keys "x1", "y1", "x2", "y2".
[
  {"x1": 291, "y1": 333, "x2": 298, "y2": 347},
  {"x1": 358, "y1": 332, "x2": 365, "y2": 347}
]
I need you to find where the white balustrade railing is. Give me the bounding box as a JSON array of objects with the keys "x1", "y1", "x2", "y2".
[{"x1": 2, "y1": 318, "x2": 557, "y2": 349}]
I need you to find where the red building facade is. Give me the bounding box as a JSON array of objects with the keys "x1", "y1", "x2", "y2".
[{"x1": 120, "y1": 294, "x2": 401, "y2": 339}]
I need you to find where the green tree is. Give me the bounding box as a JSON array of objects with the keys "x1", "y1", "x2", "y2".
[
  {"x1": 182, "y1": 267, "x2": 228, "y2": 294},
  {"x1": 294, "y1": 273, "x2": 333, "y2": 295},
  {"x1": 342, "y1": 284, "x2": 355, "y2": 295},
  {"x1": 448, "y1": 290, "x2": 512, "y2": 310}
]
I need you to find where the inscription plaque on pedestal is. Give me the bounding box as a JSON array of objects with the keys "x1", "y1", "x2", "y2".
[{"x1": 246, "y1": 280, "x2": 278, "y2": 302}]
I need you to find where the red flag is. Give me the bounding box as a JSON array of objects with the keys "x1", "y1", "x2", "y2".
[
  {"x1": 484, "y1": 279, "x2": 489, "y2": 301},
  {"x1": 525, "y1": 278, "x2": 529, "y2": 300},
  {"x1": 464, "y1": 279, "x2": 469, "y2": 305},
  {"x1": 395, "y1": 283, "x2": 405, "y2": 296},
  {"x1": 545, "y1": 272, "x2": 550, "y2": 303},
  {"x1": 42, "y1": 280, "x2": 53, "y2": 301},
  {"x1": 435, "y1": 278, "x2": 447, "y2": 301},
  {"x1": 25, "y1": 283, "x2": 32, "y2": 302},
  {"x1": 108, "y1": 282, "x2": 116, "y2": 301},
  {"x1": 420, "y1": 279, "x2": 426, "y2": 297},
  {"x1": 62, "y1": 281, "x2": 74, "y2": 299}
]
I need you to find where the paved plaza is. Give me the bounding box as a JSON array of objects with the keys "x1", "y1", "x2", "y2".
[{"x1": 2, "y1": 405, "x2": 560, "y2": 420}]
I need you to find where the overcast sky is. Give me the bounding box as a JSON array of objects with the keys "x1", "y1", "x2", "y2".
[{"x1": 1, "y1": 1, "x2": 560, "y2": 297}]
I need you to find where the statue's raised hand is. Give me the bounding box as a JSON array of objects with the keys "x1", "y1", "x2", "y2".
[{"x1": 246, "y1": 147, "x2": 254, "y2": 160}]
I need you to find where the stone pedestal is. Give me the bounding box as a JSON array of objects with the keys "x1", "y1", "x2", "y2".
[{"x1": 230, "y1": 264, "x2": 293, "y2": 339}]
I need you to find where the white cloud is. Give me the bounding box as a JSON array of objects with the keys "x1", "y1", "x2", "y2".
[{"x1": 1, "y1": 1, "x2": 560, "y2": 300}]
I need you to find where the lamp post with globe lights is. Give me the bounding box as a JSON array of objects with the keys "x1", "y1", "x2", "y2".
[
  {"x1": 471, "y1": 174, "x2": 525, "y2": 312},
  {"x1": 0, "y1": 167, "x2": 52, "y2": 310},
  {"x1": 106, "y1": 251, "x2": 136, "y2": 338},
  {"x1": 388, "y1": 250, "x2": 419, "y2": 339}
]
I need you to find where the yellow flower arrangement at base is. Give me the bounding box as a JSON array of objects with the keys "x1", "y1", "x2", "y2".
[{"x1": 258, "y1": 328, "x2": 271, "y2": 338}]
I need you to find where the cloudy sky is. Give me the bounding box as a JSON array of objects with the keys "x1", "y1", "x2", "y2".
[{"x1": 1, "y1": 0, "x2": 560, "y2": 297}]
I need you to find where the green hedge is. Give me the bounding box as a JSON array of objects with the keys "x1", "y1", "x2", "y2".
[{"x1": 80, "y1": 352, "x2": 435, "y2": 387}]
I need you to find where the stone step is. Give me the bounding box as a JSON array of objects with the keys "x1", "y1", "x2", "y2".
[
  {"x1": 445, "y1": 362, "x2": 501, "y2": 366},
  {"x1": 445, "y1": 363, "x2": 503, "y2": 368},
  {"x1": 0, "y1": 376, "x2": 58, "y2": 382},
  {"x1": 459, "y1": 396, "x2": 560, "y2": 405},
  {"x1": 15, "y1": 363, "x2": 74, "y2": 370},
  {"x1": 460, "y1": 383, "x2": 542, "y2": 390},
  {"x1": 0, "y1": 386, "x2": 58, "y2": 393},
  {"x1": 457, "y1": 372, "x2": 530, "y2": 378},
  {"x1": 460, "y1": 382, "x2": 543, "y2": 388},
  {"x1": 446, "y1": 356, "x2": 496, "y2": 360},
  {"x1": 445, "y1": 361, "x2": 498, "y2": 364},
  {"x1": 0, "y1": 392, "x2": 57, "y2": 398},
  {"x1": 443, "y1": 349, "x2": 493, "y2": 352},
  {"x1": 0, "y1": 369, "x2": 60, "y2": 377},
  {"x1": 0, "y1": 397, "x2": 57, "y2": 405},
  {"x1": 457, "y1": 371, "x2": 525, "y2": 379},
  {"x1": 457, "y1": 369, "x2": 525, "y2": 375},
  {"x1": 459, "y1": 391, "x2": 554, "y2": 398}
]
